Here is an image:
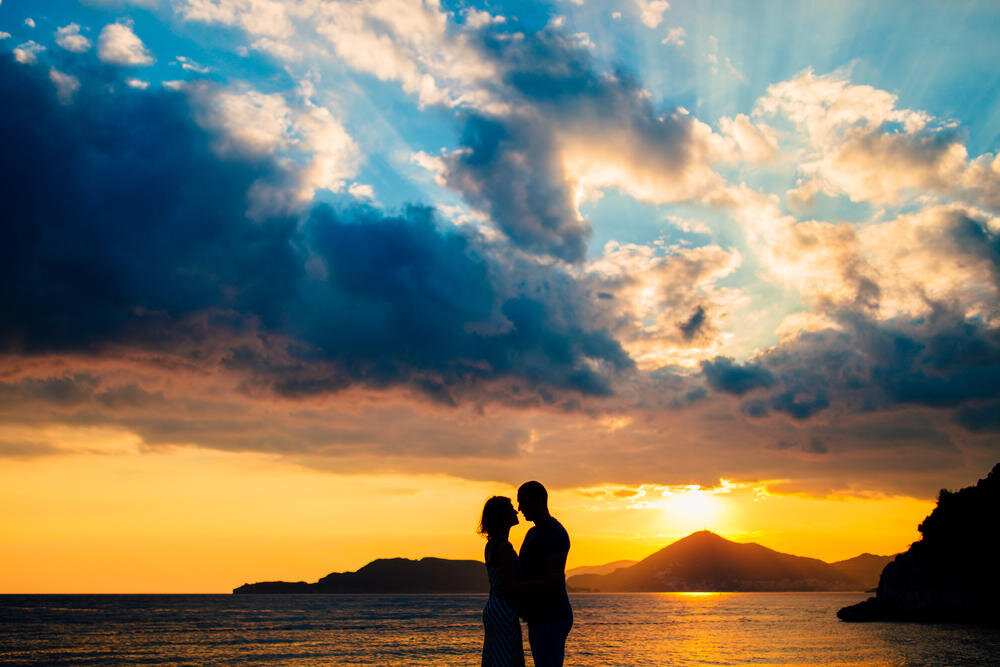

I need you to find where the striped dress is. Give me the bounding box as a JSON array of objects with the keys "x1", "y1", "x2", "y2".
[{"x1": 482, "y1": 542, "x2": 525, "y2": 667}]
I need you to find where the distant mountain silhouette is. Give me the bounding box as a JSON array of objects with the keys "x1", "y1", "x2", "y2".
[
  {"x1": 830, "y1": 553, "x2": 896, "y2": 591},
  {"x1": 233, "y1": 532, "x2": 888, "y2": 594},
  {"x1": 838, "y1": 462, "x2": 1000, "y2": 623},
  {"x1": 233, "y1": 557, "x2": 487, "y2": 594},
  {"x1": 566, "y1": 560, "x2": 637, "y2": 578},
  {"x1": 567, "y1": 531, "x2": 863, "y2": 592}
]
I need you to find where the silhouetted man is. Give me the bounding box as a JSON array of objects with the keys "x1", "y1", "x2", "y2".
[{"x1": 517, "y1": 481, "x2": 572, "y2": 667}]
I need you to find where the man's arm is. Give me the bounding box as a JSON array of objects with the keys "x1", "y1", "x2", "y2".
[
  {"x1": 526, "y1": 529, "x2": 568, "y2": 591},
  {"x1": 539, "y1": 548, "x2": 568, "y2": 588}
]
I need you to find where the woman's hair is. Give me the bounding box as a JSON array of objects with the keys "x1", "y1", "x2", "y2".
[{"x1": 478, "y1": 495, "x2": 513, "y2": 538}]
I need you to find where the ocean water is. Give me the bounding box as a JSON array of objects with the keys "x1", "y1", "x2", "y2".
[{"x1": 2, "y1": 593, "x2": 999, "y2": 665}]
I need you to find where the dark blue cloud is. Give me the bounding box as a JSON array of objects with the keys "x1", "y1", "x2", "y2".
[
  {"x1": 953, "y1": 401, "x2": 1000, "y2": 432},
  {"x1": 0, "y1": 55, "x2": 300, "y2": 352},
  {"x1": 852, "y1": 311, "x2": 1000, "y2": 409},
  {"x1": 441, "y1": 28, "x2": 707, "y2": 262},
  {"x1": 679, "y1": 305, "x2": 707, "y2": 340},
  {"x1": 739, "y1": 390, "x2": 829, "y2": 420},
  {"x1": 768, "y1": 389, "x2": 830, "y2": 420},
  {"x1": 717, "y1": 309, "x2": 1000, "y2": 425},
  {"x1": 443, "y1": 111, "x2": 589, "y2": 261},
  {"x1": 245, "y1": 204, "x2": 632, "y2": 401},
  {"x1": 701, "y1": 357, "x2": 775, "y2": 395},
  {"x1": 0, "y1": 55, "x2": 632, "y2": 403},
  {"x1": 0, "y1": 372, "x2": 99, "y2": 406},
  {"x1": 740, "y1": 398, "x2": 769, "y2": 417}
]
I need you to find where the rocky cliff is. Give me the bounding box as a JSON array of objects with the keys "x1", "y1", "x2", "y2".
[{"x1": 838, "y1": 462, "x2": 1000, "y2": 623}]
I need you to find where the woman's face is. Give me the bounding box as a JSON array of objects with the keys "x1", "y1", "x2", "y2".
[{"x1": 507, "y1": 502, "x2": 520, "y2": 528}]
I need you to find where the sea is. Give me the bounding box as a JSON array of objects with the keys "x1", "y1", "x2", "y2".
[{"x1": 2, "y1": 593, "x2": 999, "y2": 665}]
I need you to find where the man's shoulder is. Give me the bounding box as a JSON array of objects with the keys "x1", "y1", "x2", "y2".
[
  {"x1": 541, "y1": 516, "x2": 570, "y2": 546},
  {"x1": 545, "y1": 516, "x2": 568, "y2": 534}
]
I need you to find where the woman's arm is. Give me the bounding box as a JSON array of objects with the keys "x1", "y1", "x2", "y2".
[{"x1": 495, "y1": 544, "x2": 564, "y2": 596}]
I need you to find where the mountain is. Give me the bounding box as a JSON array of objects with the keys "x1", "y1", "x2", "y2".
[
  {"x1": 567, "y1": 531, "x2": 863, "y2": 592},
  {"x1": 838, "y1": 462, "x2": 1000, "y2": 623},
  {"x1": 566, "y1": 560, "x2": 638, "y2": 578},
  {"x1": 830, "y1": 553, "x2": 896, "y2": 591},
  {"x1": 233, "y1": 557, "x2": 487, "y2": 594},
  {"x1": 233, "y1": 533, "x2": 889, "y2": 595}
]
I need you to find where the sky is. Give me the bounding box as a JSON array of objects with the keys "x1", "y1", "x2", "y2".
[{"x1": 1, "y1": 0, "x2": 999, "y2": 593}]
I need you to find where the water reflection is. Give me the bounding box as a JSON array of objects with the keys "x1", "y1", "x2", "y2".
[{"x1": 1, "y1": 593, "x2": 998, "y2": 665}]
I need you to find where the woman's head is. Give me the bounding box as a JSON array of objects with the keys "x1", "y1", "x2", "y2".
[{"x1": 478, "y1": 495, "x2": 518, "y2": 538}]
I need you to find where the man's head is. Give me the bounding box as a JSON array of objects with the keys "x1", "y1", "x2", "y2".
[{"x1": 517, "y1": 480, "x2": 549, "y2": 522}]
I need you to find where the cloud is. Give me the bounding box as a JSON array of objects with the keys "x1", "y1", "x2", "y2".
[
  {"x1": 0, "y1": 56, "x2": 295, "y2": 353},
  {"x1": 183, "y1": 80, "x2": 361, "y2": 213},
  {"x1": 84, "y1": 0, "x2": 159, "y2": 6},
  {"x1": 582, "y1": 241, "x2": 744, "y2": 368},
  {"x1": 701, "y1": 357, "x2": 775, "y2": 395},
  {"x1": 311, "y1": 0, "x2": 500, "y2": 108},
  {"x1": 441, "y1": 112, "x2": 590, "y2": 261},
  {"x1": 679, "y1": 306, "x2": 707, "y2": 340},
  {"x1": 635, "y1": 0, "x2": 670, "y2": 28},
  {"x1": 348, "y1": 183, "x2": 374, "y2": 199},
  {"x1": 462, "y1": 8, "x2": 505, "y2": 30},
  {"x1": 705, "y1": 306, "x2": 1000, "y2": 427},
  {"x1": 4, "y1": 25, "x2": 999, "y2": 500},
  {"x1": 55, "y1": 23, "x2": 92, "y2": 53},
  {"x1": 273, "y1": 204, "x2": 632, "y2": 401},
  {"x1": 179, "y1": 0, "x2": 295, "y2": 39},
  {"x1": 0, "y1": 56, "x2": 631, "y2": 408},
  {"x1": 177, "y1": 4, "x2": 733, "y2": 264},
  {"x1": 174, "y1": 55, "x2": 212, "y2": 73},
  {"x1": 245, "y1": 36, "x2": 299, "y2": 61},
  {"x1": 728, "y1": 181, "x2": 1000, "y2": 327},
  {"x1": 953, "y1": 400, "x2": 1000, "y2": 432},
  {"x1": 0, "y1": 360, "x2": 536, "y2": 462},
  {"x1": 718, "y1": 114, "x2": 778, "y2": 164},
  {"x1": 661, "y1": 26, "x2": 685, "y2": 47},
  {"x1": 24, "y1": 18, "x2": 35, "y2": 29},
  {"x1": 758, "y1": 68, "x2": 1000, "y2": 213},
  {"x1": 13, "y1": 41, "x2": 45, "y2": 64},
  {"x1": 177, "y1": 5, "x2": 736, "y2": 263},
  {"x1": 186, "y1": 82, "x2": 295, "y2": 157},
  {"x1": 48, "y1": 68, "x2": 80, "y2": 104},
  {"x1": 179, "y1": 0, "x2": 501, "y2": 109},
  {"x1": 97, "y1": 22, "x2": 155, "y2": 66},
  {"x1": 436, "y1": 29, "x2": 729, "y2": 261},
  {"x1": 0, "y1": 340, "x2": 989, "y2": 498}
]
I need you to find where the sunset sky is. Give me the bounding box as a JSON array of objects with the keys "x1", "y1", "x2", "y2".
[{"x1": 2, "y1": 0, "x2": 999, "y2": 593}]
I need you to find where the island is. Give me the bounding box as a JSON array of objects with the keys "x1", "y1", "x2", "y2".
[{"x1": 234, "y1": 557, "x2": 488, "y2": 594}]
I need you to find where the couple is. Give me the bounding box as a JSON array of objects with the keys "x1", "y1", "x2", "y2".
[{"x1": 479, "y1": 481, "x2": 573, "y2": 667}]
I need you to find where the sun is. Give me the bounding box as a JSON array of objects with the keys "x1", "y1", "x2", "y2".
[{"x1": 664, "y1": 486, "x2": 724, "y2": 533}]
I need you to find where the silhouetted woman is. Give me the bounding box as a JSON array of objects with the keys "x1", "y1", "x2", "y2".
[{"x1": 479, "y1": 496, "x2": 526, "y2": 667}]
